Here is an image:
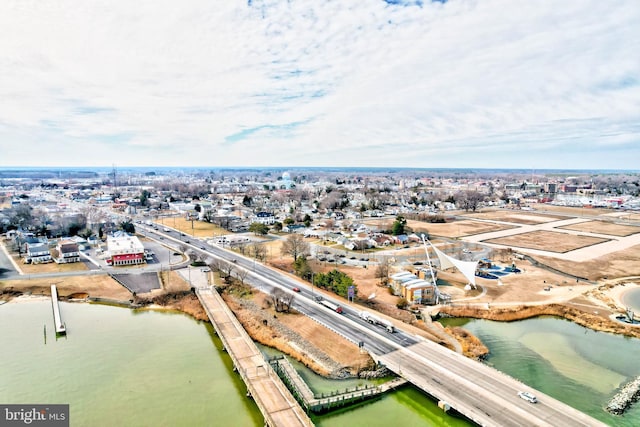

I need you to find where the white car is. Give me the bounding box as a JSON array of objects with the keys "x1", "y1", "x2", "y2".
[{"x1": 518, "y1": 391, "x2": 537, "y2": 403}]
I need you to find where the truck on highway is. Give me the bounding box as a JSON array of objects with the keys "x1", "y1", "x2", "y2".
[
  {"x1": 359, "y1": 311, "x2": 395, "y2": 333},
  {"x1": 317, "y1": 298, "x2": 343, "y2": 314}
]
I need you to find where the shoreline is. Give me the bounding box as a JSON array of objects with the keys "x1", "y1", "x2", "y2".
[{"x1": 618, "y1": 283, "x2": 640, "y2": 313}]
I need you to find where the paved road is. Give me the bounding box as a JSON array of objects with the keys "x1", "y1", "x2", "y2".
[{"x1": 157, "y1": 229, "x2": 606, "y2": 427}]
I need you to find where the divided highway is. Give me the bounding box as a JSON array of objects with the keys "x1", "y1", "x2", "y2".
[{"x1": 142, "y1": 227, "x2": 607, "y2": 426}]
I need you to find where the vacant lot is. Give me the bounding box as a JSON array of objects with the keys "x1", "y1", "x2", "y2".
[
  {"x1": 405, "y1": 219, "x2": 516, "y2": 238},
  {"x1": 557, "y1": 220, "x2": 640, "y2": 237},
  {"x1": 463, "y1": 211, "x2": 566, "y2": 225},
  {"x1": 483, "y1": 230, "x2": 610, "y2": 253},
  {"x1": 158, "y1": 217, "x2": 227, "y2": 238}
]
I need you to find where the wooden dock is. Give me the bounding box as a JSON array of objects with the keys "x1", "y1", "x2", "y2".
[
  {"x1": 196, "y1": 287, "x2": 312, "y2": 427},
  {"x1": 272, "y1": 356, "x2": 407, "y2": 413},
  {"x1": 50, "y1": 284, "x2": 66, "y2": 335}
]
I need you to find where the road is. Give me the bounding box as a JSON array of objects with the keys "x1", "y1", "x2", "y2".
[{"x1": 143, "y1": 226, "x2": 605, "y2": 426}]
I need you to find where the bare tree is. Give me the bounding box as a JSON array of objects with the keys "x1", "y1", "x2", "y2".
[
  {"x1": 237, "y1": 267, "x2": 249, "y2": 285},
  {"x1": 220, "y1": 261, "x2": 237, "y2": 281},
  {"x1": 280, "y1": 234, "x2": 310, "y2": 261},
  {"x1": 375, "y1": 256, "x2": 391, "y2": 285},
  {"x1": 250, "y1": 242, "x2": 267, "y2": 261},
  {"x1": 270, "y1": 287, "x2": 295, "y2": 312}
]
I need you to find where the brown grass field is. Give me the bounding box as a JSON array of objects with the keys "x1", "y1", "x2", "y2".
[
  {"x1": 483, "y1": 230, "x2": 610, "y2": 253},
  {"x1": 405, "y1": 219, "x2": 516, "y2": 238},
  {"x1": 156, "y1": 216, "x2": 227, "y2": 238},
  {"x1": 462, "y1": 210, "x2": 566, "y2": 225},
  {"x1": 556, "y1": 220, "x2": 640, "y2": 237},
  {"x1": 15, "y1": 256, "x2": 89, "y2": 274}
]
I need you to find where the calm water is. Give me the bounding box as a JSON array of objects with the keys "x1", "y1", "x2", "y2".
[
  {"x1": 622, "y1": 288, "x2": 640, "y2": 314},
  {"x1": 440, "y1": 316, "x2": 640, "y2": 427},
  {"x1": 0, "y1": 299, "x2": 263, "y2": 427},
  {"x1": 0, "y1": 299, "x2": 471, "y2": 427}
]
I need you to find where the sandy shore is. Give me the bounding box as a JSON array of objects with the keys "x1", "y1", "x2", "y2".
[{"x1": 617, "y1": 283, "x2": 640, "y2": 311}]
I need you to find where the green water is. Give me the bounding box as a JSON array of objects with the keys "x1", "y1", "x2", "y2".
[
  {"x1": 1, "y1": 300, "x2": 471, "y2": 427},
  {"x1": 440, "y1": 316, "x2": 640, "y2": 426},
  {"x1": 0, "y1": 300, "x2": 263, "y2": 427}
]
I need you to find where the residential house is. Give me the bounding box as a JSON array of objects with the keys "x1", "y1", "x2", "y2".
[
  {"x1": 54, "y1": 240, "x2": 80, "y2": 264},
  {"x1": 26, "y1": 242, "x2": 52, "y2": 264}
]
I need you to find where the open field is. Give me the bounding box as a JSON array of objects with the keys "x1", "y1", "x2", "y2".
[
  {"x1": 556, "y1": 220, "x2": 640, "y2": 237},
  {"x1": 483, "y1": 230, "x2": 610, "y2": 253},
  {"x1": 405, "y1": 219, "x2": 516, "y2": 238},
  {"x1": 156, "y1": 216, "x2": 227, "y2": 238},
  {"x1": 462, "y1": 210, "x2": 566, "y2": 225}
]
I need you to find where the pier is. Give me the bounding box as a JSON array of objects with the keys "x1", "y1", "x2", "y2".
[
  {"x1": 271, "y1": 356, "x2": 407, "y2": 413},
  {"x1": 50, "y1": 284, "x2": 66, "y2": 335},
  {"x1": 196, "y1": 287, "x2": 312, "y2": 427}
]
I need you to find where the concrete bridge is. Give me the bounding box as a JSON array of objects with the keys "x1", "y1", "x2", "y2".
[{"x1": 196, "y1": 287, "x2": 312, "y2": 427}]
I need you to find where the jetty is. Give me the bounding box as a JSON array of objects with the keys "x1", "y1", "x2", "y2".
[
  {"x1": 196, "y1": 287, "x2": 312, "y2": 427},
  {"x1": 271, "y1": 356, "x2": 407, "y2": 413},
  {"x1": 606, "y1": 376, "x2": 640, "y2": 415},
  {"x1": 50, "y1": 285, "x2": 66, "y2": 335}
]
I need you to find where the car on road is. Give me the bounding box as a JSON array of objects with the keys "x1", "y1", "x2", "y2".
[
  {"x1": 201, "y1": 246, "x2": 206, "y2": 250},
  {"x1": 201, "y1": 268, "x2": 210, "y2": 273},
  {"x1": 163, "y1": 228, "x2": 170, "y2": 232},
  {"x1": 292, "y1": 287, "x2": 300, "y2": 292},
  {"x1": 518, "y1": 391, "x2": 537, "y2": 403}
]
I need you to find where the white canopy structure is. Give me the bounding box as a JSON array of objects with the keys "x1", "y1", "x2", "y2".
[{"x1": 422, "y1": 236, "x2": 478, "y2": 289}]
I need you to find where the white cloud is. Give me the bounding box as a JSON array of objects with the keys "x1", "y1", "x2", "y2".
[{"x1": 0, "y1": 0, "x2": 638, "y2": 169}]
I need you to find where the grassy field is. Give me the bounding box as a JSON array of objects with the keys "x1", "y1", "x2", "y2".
[{"x1": 462, "y1": 210, "x2": 566, "y2": 225}]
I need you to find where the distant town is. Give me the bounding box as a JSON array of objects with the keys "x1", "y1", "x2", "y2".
[{"x1": 2, "y1": 167, "x2": 640, "y2": 425}]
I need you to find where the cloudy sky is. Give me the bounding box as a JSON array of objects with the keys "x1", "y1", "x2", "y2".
[{"x1": 1, "y1": 0, "x2": 639, "y2": 170}]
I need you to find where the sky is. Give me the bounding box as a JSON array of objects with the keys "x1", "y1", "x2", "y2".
[{"x1": 1, "y1": 0, "x2": 639, "y2": 170}]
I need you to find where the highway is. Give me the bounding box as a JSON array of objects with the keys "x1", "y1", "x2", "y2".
[{"x1": 140, "y1": 225, "x2": 607, "y2": 426}]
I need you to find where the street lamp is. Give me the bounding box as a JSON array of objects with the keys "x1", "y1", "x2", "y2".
[{"x1": 311, "y1": 272, "x2": 315, "y2": 298}]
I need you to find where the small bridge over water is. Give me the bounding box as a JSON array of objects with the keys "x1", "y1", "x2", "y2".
[{"x1": 196, "y1": 287, "x2": 312, "y2": 427}]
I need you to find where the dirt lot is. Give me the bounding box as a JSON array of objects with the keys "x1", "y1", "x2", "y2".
[
  {"x1": 0, "y1": 275, "x2": 132, "y2": 301},
  {"x1": 482, "y1": 230, "x2": 610, "y2": 253},
  {"x1": 556, "y1": 220, "x2": 640, "y2": 237},
  {"x1": 160, "y1": 217, "x2": 227, "y2": 238}
]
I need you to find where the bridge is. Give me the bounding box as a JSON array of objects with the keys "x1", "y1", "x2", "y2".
[
  {"x1": 195, "y1": 287, "x2": 312, "y2": 427},
  {"x1": 146, "y1": 226, "x2": 610, "y2": 426}
]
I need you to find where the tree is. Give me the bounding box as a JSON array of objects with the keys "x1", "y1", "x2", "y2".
[
  {"x1": 270, "y1": 287, "x2": 294, "y2": 312},
  {"x1": 272, "y1": 221, "x2": 283, "y2": 233},
  {"x1": 303, "y1": 213, "x2": 312, "y2": 227},
  {"x1": 314, "y1": 269, "x2": 356, "y2": 299},
  {"x1": 249, "y1": 242, "x2": 267, "y2": 261},
  {"x1": 280, "y1": 234, "x2": 310, "y2": 261},
  {"x1": 391, "y1": 215, "x2": 407, "y2": 236},
  {"x1": 454, "y1": 190, "x2": 485, "y2": 212},
  {"x1": 293, "y1": 255, "x2": 311, "y2": 278},
  {"x1": 120, "y1": 220, "x2": 135, "y2": 234},
  {"x1": 375, "y1": 256, "x2": 391, "y2": 285},
  {"x1": 283, "y1": 217, "x2": 295, "y2": 226},
  {"x1": 249, "y1": 222, "x2": 269, "y2": 235},
  {"x1": 140, "y1": 189, "x2": 151, "y2": 206},
  {"x1": 236, "y1": 267, "x2": 249, "y2": 285}
]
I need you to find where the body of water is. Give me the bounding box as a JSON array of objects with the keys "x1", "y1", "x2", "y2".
[
  {"x1": 622, "y1": 287, "x2": 640, "y2": 314},
  {"x1": 0, "y1": 299, "x2": 263, "y2": 427},
  {"x1": 1, "y1": 299, "x2": 471, "y2": 427},
  {"x1": 440, "y1": 316, "x2": 640, "y2": 426}
]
